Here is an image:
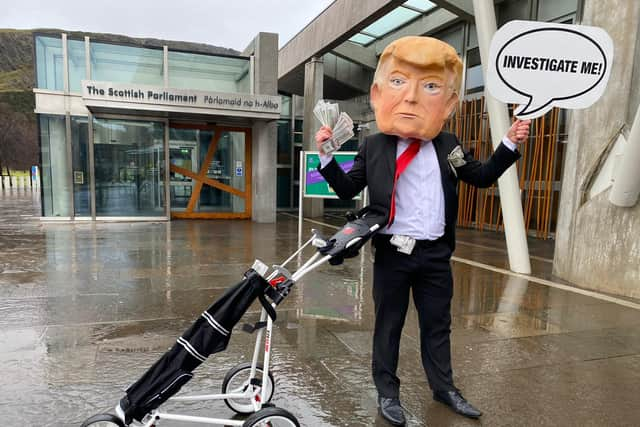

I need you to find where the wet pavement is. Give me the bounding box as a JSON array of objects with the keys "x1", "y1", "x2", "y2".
[{"x1": 1, "y1": 189, "x2": 640, "y2": 427}]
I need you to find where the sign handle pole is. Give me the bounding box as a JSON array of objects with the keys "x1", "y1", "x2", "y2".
[
  {"x1": 298, "y1": 150, "x2": 304, "y2": 250},
  {"x1": 473, "y1": 0, "x2": 531, "y2": 274}
]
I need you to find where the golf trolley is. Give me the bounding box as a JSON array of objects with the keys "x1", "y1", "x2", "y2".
[{"x1": 81, "y1": 206, "x2": 386, "y2": 427}]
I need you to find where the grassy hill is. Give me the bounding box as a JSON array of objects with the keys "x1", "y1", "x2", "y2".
[{"x1": 0, "y1": 30, "x2": 34, "y2": 90}]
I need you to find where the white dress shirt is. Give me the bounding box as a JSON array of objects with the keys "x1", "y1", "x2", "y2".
[
  {"x1": 319, "y1": 137, "x2": 517, "y2": 241},
  {"x1": 384, "y1": 138, "x2": 445, "y2": 240}
]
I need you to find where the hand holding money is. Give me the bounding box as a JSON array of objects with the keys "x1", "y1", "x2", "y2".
[{"x1": 313, "y1": 100, "x2": 354, "y2": 154}]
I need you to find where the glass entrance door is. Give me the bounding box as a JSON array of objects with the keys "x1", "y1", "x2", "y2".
[
  {"x1": 93, "y1": 118, "x2": 165, "y2": 217},
  {"x1": 169, "y1": 125, "x2": 251, "y2": 219}
]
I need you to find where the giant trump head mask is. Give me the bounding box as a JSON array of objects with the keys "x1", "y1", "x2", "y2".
[{"x1": 370, "y1": 36, "x2": 463, "y2": 141}]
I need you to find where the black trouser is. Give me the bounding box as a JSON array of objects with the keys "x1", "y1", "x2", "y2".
[{"x1": 372, "y1": 234, "x2": 455, "y2": 398}]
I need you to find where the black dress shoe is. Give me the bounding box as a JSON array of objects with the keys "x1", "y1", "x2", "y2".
[
  {"x1": 378, "y1": 396, "x2": 406, "y2": 426},
  {"x1": 433, "y1": 390, "x2": 482, "y2": 419}
]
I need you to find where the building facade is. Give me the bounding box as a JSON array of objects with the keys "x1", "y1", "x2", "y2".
[{"x1": 35, "y1": 32, "x2": 279, "y2": 221}]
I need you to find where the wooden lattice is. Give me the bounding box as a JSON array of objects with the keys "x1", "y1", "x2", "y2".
[{"x1": 444, "y1": 97, "x2": 566, "y2": 239}]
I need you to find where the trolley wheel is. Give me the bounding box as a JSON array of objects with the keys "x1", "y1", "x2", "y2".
[
  {"x1": 222, "y1": 362, "x2": 275, "y2": 414},
  {"x1": 242, "y1": 407, "x2": 300, "y2": 427},
  {"x1": 80, "y1": 413, "x2": 125, "y2": 427}
]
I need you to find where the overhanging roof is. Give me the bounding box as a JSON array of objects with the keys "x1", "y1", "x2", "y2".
[
  {"x1": 277, "y1": 0, "x2": 469, "y2": 97},
  {"x1": 278, "y1": 0, "x2": 405, "y2": 81}
]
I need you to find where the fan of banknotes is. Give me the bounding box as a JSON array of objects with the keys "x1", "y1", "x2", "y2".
[{"x1": 313, "y1": 100, "x2": 354, "y2": 154}]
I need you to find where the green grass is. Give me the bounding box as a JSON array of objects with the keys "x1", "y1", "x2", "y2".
[{"x1": 0, "y1": 67, "x2": 33, "y2": 92}]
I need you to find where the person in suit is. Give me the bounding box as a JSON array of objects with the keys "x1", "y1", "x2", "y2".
[{"x1": 315, "y1": 36, "x2": 530, "y2": 426}]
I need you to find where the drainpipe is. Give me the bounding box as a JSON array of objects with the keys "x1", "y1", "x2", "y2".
[
  {"x1": 609, "y1": 106, "x2": 640, "y2": 207},
  {"x1": 472, "y1": 0, "x2": 532, "y2": 274}
]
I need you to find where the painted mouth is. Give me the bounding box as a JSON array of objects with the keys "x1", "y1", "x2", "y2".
[{"x1": 396, "y1": 113, "x2": 418, "y2": 119}]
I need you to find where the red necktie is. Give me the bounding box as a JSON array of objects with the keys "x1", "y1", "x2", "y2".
[{"x1": 388, "y1": 139, "x2": 421, "y2": 227}]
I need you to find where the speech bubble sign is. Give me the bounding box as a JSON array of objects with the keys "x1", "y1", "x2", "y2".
[{"x1": 486, "y1": 20, "x2": 614, "y2": 119}]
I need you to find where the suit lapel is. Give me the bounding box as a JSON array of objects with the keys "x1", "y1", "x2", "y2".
[
  {"x1": 382, "y1": 133, "x2": 398, "y2": 180},
  {"x1": 432, "y1": 133, "x2": 451, "y2": 182}
]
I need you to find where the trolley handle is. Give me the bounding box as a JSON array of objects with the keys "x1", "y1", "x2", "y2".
[{"x1": 316, "y1": 205, "x2": 387, "y2": 265}]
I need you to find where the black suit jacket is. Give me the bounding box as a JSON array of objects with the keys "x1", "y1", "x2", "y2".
[{"x1": 318, "y1": 131, "x2": 521, "y2": 251}]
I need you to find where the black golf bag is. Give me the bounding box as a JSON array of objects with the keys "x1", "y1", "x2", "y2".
[{"x1": 118, "y1": 269, "x2": 278, "y2": 424}]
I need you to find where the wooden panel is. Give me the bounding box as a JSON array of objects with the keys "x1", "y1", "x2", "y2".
[{"x1": 169, "y1": 126, "x2": 252, "y2": 220}]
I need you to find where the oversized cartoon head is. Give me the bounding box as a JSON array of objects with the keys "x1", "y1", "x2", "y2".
[{"x1": 370, "y1": 36, "x2": 463, "y2": 141}]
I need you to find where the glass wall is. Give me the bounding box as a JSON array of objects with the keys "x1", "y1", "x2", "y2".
[
  {"x1": 71, "y1": 116, "x2": 90, "y2": 216},
  {"x1": 35, "y1": 34, "x2": 254, "y2": 95},
  {"x1": 91, "y1": 42, "x2": 164, "y2": 86},
  {"x1": 93, "y1": 118, "x2": 165, "y2": 216},
  {"x1": 277, "y1": 168, "x2": 291, "y2": 208},
  {"x1": 465, "y1": 48, "x2": 483, "y2": 95},
  {"x1": 276, "y1": 120, "x2": 292, "y2": 208},
  {"x1": 280, "y1": 95, "x2": 291, "y2": 117},
  {"x1": 168, "y1": 51, "x2": 250, "y2": 93},
  {"x1": 67, "y1": 39, "x2": 86, "y2": 93},
  {"x1": 40, "y1": 115, "x2": 71, "y2": 216},
  {"x1": 199, "y1": 131, "x2": 246, "y2": 213},
  {"x1": 35, "y1": 36, "x2": 64, "y2": 91},
  {"x1": 168, "y1": 127, "x2": 213, "y2": 210}
]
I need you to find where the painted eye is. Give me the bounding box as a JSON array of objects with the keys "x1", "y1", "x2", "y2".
[
  {"x1": 389, "y1": 77, "x2": 405, "y2": 87},
  {"x1": 423, "y1": 82, "x2": 443, "y2": 94}
]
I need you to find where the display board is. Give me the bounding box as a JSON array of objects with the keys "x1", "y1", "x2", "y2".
[{"x1": 302, "y1": 151, "x2": 361, "y2": 200}]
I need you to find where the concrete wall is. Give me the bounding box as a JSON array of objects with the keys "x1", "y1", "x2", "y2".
[
  {"x1": 629, "y1": 24, "x2": 640, "y2": 125},
  {"x1": 553, "y1": 0, "x2": 640, "y2": 298},
  {"x1": 243, "y1": 33, "x2": 279, "y2": 223},
  {"x1": 323, "y1": 53, "x2": 373, "y2": 93},
  {"x1": 302, "y1": 57, "x2": 324, "y2": 218}
]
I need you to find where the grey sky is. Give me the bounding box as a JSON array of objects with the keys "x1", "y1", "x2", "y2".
[{"x1": 1, "y1": 0, "x2": 335, "y2": 51}]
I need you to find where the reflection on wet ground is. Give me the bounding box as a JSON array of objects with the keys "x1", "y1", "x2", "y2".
[{"x1": 1, "y1": 190, "x2": 639, "y2": 426}]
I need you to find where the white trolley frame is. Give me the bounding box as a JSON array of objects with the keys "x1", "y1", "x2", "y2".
[{"x1": 116, "y1": 233, "x2": 333, "y2": 427}]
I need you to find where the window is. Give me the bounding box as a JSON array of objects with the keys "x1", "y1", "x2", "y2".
[
  {"x1": 35, "y1": 36, "x2": 64, "y2": 91},
  {"x1": 40, "y1": 114, "x2": 70, "y2": 216},
  {"x1": 68, "y1": 39, "x2": 86, "y2": 92},
  {"x1": 71, "y1": 116, "x2": 90, "y2": 216},
  {"x1": 90, "y1": 42, "x2": 163, "y2": 86},
  {"x1": 465, "y1": 48, "x2": 484, "y2": 94},
  {"x1": 168, "y1": 51, "x2": 250, "y2": 93},
  {"x1": 348, "y1": 1, "x2": 436, "y2": 46},
  {"x1": 93, "y1": 118, "x2": 165, "y2": 216}
]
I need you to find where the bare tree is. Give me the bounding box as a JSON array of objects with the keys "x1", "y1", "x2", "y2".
[{"x1": 0, "y1": 102, "x2": 38, "y2": 188}]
